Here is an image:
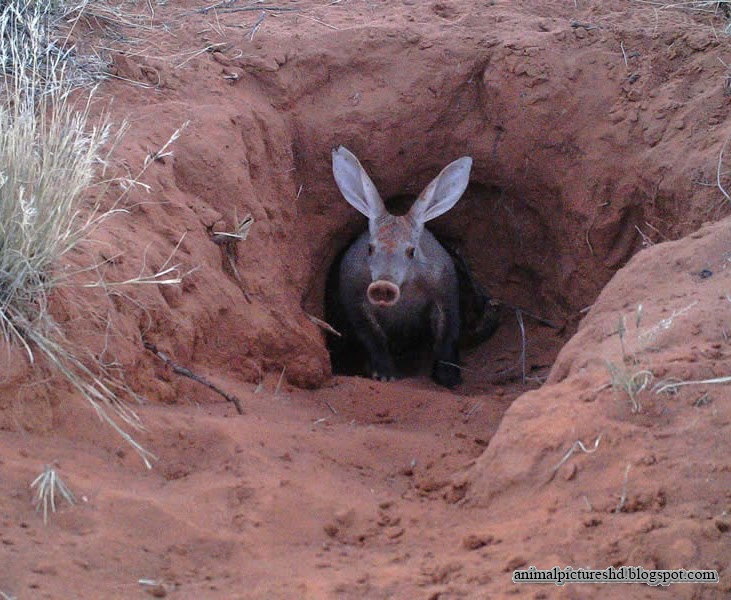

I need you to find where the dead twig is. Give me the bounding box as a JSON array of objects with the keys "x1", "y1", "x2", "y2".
[
  {"x1": 274, "y1": 366, "x2": 286, "y2": 397},
  {"x1": 496, "y1": 300, "x2": 561, "y2": 330},
  {"x1": 306, "y1": 313, "x2": 342, "y2": 337},
  {"x1": 143, "y1": 341, "x2": 244, "y2": 414},
  {"x1": 175, "y1": 43, "x2": 229, "y2": 69},
  {"x1": 571, "y1": 20, "x2": 602, "y2": 30},
  {"x1": 196, "y1": 0, "x2": 241, "y2": 14},
  {"x1": 516, "y1": 309, "x2": 526, "y2": 384},
  {"x1": 198, "y1": 5, "x2": 299, "y2": 15},
  {"x1": 297, "y1": 14, "x2": 340, "y2": 29},
  {"x1": 717, "y1": 133, "x2": 731, "y2": 202},
  {"x1": 635, "y1": 225, "x2": 654, "y2": 247},
  {"x1": 249, "y1": 10, "x2": 266, "y2": 40},
  {"x1": 614, "y1": 463, "x2": 632, "y2": 513},
  {"x1": 463, "y1": 400, "x2": 483, "y2": 422},
  {"x1": 211, "y1": 214, "x2": 254, "y2": 303},
  {"x1": 586, "y1": 201, "x2": 610, "y2": 258},
  {"x1": 642, "y1": 220, "x2": 668, "y2": 241},
  {"x1": 586, "y1": 214, "x2": 596, "y2": 256}
]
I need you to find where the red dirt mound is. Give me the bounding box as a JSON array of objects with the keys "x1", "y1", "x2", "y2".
[{"x1": 2, "y1": 0, "x2": 731, "y2": 598}]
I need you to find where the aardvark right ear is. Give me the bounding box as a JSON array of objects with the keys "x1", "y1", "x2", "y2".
[
  {"x1": 332, "y1": 146, "x2": 387, "y2": 219},
  {"x1": 409, "y1": 156, "x2": 472, "y2": 224}
]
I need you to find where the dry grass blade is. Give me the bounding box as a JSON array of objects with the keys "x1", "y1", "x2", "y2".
[
  {"x1": 633, "y1": 0, "x2": 731, "y2": 14},
  {"x1": 81, "y1": 264, "x2": 183, "y2": 288},
  {"x1": 144, "y1": 120, "x2": 190, "y2": 167},
  {"x1": 614, "y1": 463, "x2": 632, "y2": 513},
  {"x1": 655, "y1": 374, "x2": 731, "y2": 394},
  {"x1": 717, "y1": 133, "x2": 731, "y2": 202},
  {"x1": 551, "y1": 434, "x2": 603, "y2": 475},
  {"x1": 274, "y1": 366, "x2": 286, "y2": 397},
  {"x1": 198, "y1": 5, "x2": 299, "y2": 15},
  {"x1": 30, "y1": 463, "x2": 76, "y2": 525},
  {"x1": 516, "y1": 309, "x2": 526, "y2": 384}
]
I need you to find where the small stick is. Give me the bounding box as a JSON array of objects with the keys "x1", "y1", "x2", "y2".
[
  {"x1": 614, "y1": 463, "x2": 632, "y2": 513},
  {"x1": 717, "y1": 133, "x2": 731, "y2": 202},
  {"x1": 203, "y1": 6, "x2": 299, "y2": 14},
  {"x1": 211, "y1": 215, "x2": 254, "y2": 303},
  {"x1": 144, "y1": 341, "x2": 244, "y2": 414},
  {"x1": 463, "y1": 400, "x2": 483, "y2": 422},
  {"x1": 516, "y1": 309, "x2": 526, "y2": 384},
  {"x1": 175, "y1": 43, "x2": 228, "y2": 69},
  {"x1": 635, "y1": 225, "x2": 654, "y2": 247},
  {"x1": 643, "y1": 220, "x2": 668, "y2": 241},
  {"x1": 196, "y1": 0, "x2": 241, "y2": 14},
  {"x1": 585, "y1": 200, "x2": 609, "y2": 258},
  {"x1": 274, "y1": 366, "x2": 286, "y2": 397},
  {"x1": 570, "y1": 21, "x2": 601, "y2": 30},
  {"x1": 306, "y1": 313, "x2": 342, "y2": 337},
  {"x1": 249, "y1": 10, "x2": 266, "y2": 40},
  {"x1": 225, "y1": 249, "x2": 251, "y2": 303},
  {"x1": 496, "y1": 300, "x2": 560, "y2": 330},
  {"x1": 586, "y1": 214, "x2": 596, "y2": 256},
  {"x1": 298, "y1": 14, "x2": 340, "y2": 29}
]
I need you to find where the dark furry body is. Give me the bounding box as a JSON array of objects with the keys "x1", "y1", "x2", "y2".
[
  {"x1": 326, "y1": 230, "x2": 499, "y2": 386},
  {"x1": 329, "y1": 228, "x2": 461, "y2": 387}
]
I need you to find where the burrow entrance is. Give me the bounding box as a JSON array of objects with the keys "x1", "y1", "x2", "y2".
[
  {"x1": 286, "y1": 25, "x2": 715, "y2": 395},
  {"x1": 311, "y1": 181, "x2": 573, "y2": 396}
]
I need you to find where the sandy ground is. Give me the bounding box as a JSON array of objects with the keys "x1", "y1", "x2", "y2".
[{"x1": 2, "y1": 0, "x2": 731, "y2": 597}]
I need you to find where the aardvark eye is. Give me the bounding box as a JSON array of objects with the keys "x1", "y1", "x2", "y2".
[
  {"x1": 368, "y1": 244, "x2": 374, "y2": 256},
  {"x1": 406, "y1": 246, "x2": 415, "y2": 259}
]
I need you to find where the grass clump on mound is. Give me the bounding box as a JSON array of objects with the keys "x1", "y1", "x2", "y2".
[
  {"x1": 0, "y1": 0, "x2": 106, "y2": 90},
  {"x1": 0, "y1": 0, "x2": 158, "y2": 467}
]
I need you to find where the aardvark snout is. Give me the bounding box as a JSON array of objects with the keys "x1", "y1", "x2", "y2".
[{"x1": 367, "y1": 280, "x2": 400, "y2": 307}]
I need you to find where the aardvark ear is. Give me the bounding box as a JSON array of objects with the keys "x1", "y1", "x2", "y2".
[
  {"x1": 332, "y1": 146, "x2": 387, "y2": 220},
  {"x1": 409, "y1": 156, "x2": 472, "y2": 224}
]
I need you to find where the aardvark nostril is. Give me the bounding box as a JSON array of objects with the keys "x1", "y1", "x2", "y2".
[{"x1": 367, "y1": 281, "x2": 400, "y2": 306}]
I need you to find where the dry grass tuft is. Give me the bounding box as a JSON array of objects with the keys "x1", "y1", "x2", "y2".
[
  {"x1": 0, "y1": 1, "x2": 187, "y2": 468},
  {"x1": 606, "y1": 360, "x2": 654, "y2": 413},
  {"x1": 30, "y1": 463, "x2": 76, "y2": 524},
  {"x1": 605, "y1": 311, "x2": 654, "y2": 413},
  {"x1": 0, "y1": 1, "x2": 108, "y2": 91}
]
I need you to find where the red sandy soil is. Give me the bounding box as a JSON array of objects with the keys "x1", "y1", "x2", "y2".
[{"x1": 2, "y1": 0, "x2": 731, "y2": 597}]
